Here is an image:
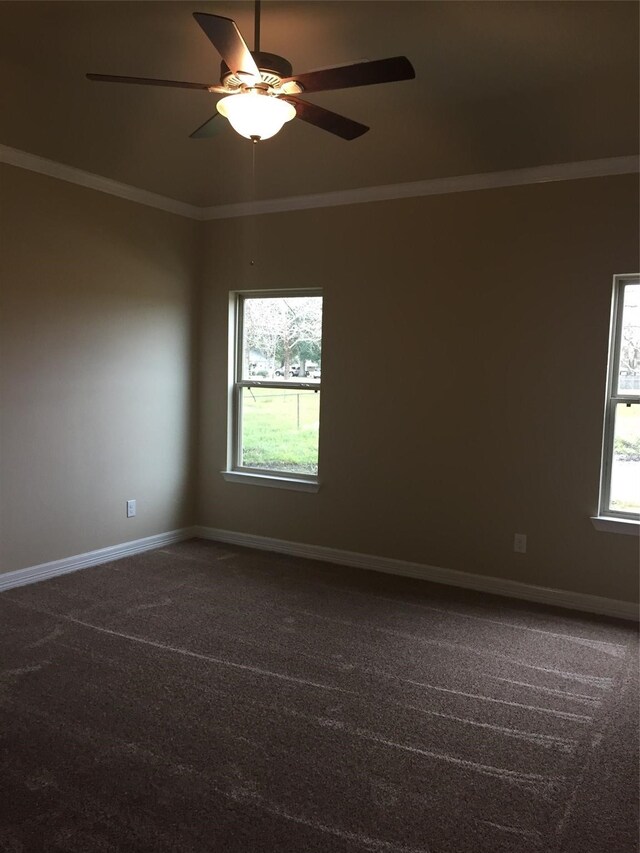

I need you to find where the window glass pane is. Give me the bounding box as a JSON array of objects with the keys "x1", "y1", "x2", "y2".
[
  {"x1": 240, "y1": 387, "x2": 320, "y2": 475},
  {"x1": 609, "y1": 402, "x2": 640, "y2": 514},
  {"x1": 617, "y1": 283, "x2": 640, "y2": 396},
  {"x1": 242, "y1": 296, "x2": 322, "y2": 381}
]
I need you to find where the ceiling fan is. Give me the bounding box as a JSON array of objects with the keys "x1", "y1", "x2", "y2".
[{"x1": 87, "y1": 2, "x2": 415, "y2": 142}]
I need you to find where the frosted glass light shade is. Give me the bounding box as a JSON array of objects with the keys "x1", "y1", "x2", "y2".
[{"x1": 217, "y1": 92, "x2": 296, "y2": 140}]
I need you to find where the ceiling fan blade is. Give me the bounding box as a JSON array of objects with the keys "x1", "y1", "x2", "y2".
[
  {"x1": 280, "y1": 56, "x2": 415, "y2": 94},
  {"x1": 86, "y1": 73, "x2": 227, "y2": 93},
  {"x1": 190, "y1": 113, "x2": 224, "y2": 139},
  {"x1": 283, "y1": 96, "x2": 368, "y2": 140},
  {"x1": 193, "y1": 13, "x2": 261, "y2": 84}
]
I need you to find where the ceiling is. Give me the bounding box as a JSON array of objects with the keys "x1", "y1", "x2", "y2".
[{"x1": 1, "y1": 1, "x2": 638, "y2": 207}]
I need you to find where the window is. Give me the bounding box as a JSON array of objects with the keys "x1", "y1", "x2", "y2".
[
  {"x1": 225, "y1": 290, "x2": 323, "y2": 489},
  {"x1": 598, "y1": 274, "x2": 640, "y2": 521}
]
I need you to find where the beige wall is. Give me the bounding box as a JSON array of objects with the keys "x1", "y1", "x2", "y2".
[
  {"x1": 0, "y1": 165, "x2": 197, "y2": 572},
  {"x1": 1, "y1": 164, "x2": 637, "y2": 603},
  {"x1": 198, "y1": 174, "x2": 639, "y2": 603}
]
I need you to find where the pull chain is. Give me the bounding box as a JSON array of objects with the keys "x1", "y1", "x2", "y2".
[
  {"x1": 249, "y1": 0, "x2": 260, "y2": 270},
  {"x1": 249, "y1": 138, "x2": 257, "y2": 268}
]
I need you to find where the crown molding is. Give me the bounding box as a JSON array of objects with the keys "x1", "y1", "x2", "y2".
[
  {"x1": 0, "y1": 144, "x2": 200, "y2": 220},
  {"x1": 2, "y1": 143, "x2": 637, "y2": 222},
  {"x1": 201, "y1": 155, "x2": 639, "y2": 219}
]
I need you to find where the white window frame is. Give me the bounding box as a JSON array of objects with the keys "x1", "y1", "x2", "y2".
[
  {"x1": 595, "y1": 273, "x2": 640, "y2": 530},
  {"x1": 222, "y1": 288, "x2": 322, "y2": 492}
]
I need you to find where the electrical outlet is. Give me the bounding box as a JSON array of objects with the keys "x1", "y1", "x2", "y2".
[
  {"x1": 126, "y1": 499, "x2": 136, "y2": 518},
  {"x1": 514, "y1": 533, "x2": 527, "y2": 554}
]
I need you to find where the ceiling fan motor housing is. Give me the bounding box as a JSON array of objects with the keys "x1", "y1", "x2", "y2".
[{"x1": 221, "y1": 52, "x2": 293, "y2": 90}]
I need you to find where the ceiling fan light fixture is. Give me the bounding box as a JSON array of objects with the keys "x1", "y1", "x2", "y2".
[{"x1": 216, "y1": 91, "x2": 296, "y2": 140}]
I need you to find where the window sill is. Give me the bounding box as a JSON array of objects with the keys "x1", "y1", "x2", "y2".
[
  {"x1": 590, "y1": 516, "x2": 640, "y2": 536},
  {"x1": 221, "y1": 471, "x2": 320, "y2": 493}
]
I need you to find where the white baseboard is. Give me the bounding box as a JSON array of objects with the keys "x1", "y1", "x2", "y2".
[
  {"x1": 193, "y1": 526, "x2": 639, "y2": 622},
  {"x1": 0, "y1": 528, "x2": 195, "y2": 593},
  {"x1": 4, "y1": 525, "x2": 636, "y2": 622}
]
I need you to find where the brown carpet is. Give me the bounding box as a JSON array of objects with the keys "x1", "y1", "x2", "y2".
[{"x1": 0, "y1": 538, "x2": 638, "y2": 853}]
